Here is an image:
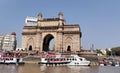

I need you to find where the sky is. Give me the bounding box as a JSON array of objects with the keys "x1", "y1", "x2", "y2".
[{"x1": 0, "y1": 0, "x2": 120, "y2": 50}]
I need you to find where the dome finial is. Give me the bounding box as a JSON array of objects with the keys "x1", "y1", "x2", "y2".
[
  {"x1": 38, "y1": 12, "x2": 42, "y2": 21},
  {"x1": 58, "y1": 11, "x2": 63, "y2": 16},
  {"x1": 38, "y1": 12, "x2": 42, "y2": 17},
  {"x1": 58, "y1": 11, "x2": 63, "y2": 19}
]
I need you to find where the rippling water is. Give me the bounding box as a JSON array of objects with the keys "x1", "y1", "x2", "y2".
[{"x1": 0, "y1": 64, "x2": 120, "y2": 73}]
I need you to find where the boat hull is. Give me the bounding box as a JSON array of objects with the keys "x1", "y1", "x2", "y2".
[
  {"x1": 0, "y1": 62, "x2": 25, "y2": 65},
  {"x1": 0, "y1": 58, "x2": 25, "y2": 65},
  {"x1": 39, "y1": 54, "x2": 90, "y2": 66},
  {"x1": 38, "y1": 61, "x2": 70, "y2": 65}
]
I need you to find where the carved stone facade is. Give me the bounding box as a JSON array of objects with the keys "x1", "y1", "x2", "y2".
[{"x1": 22, "y1": 12, "x2": 82, "y2": 52}]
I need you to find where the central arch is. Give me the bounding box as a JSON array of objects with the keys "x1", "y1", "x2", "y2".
[{"x1": 43, "y1": 34, "x2": 54, "y2": 51}]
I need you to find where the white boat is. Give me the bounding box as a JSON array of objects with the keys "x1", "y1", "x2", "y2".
[
  {"x1": 39, "y1": 53, "x2": 90, "y2": 66},
  {"x1": 39, "y1": 54, "x2": 70, "y2": 65},
  {"x1": 0, "y1": 57, "x2": 24, "y2": 64},
  {"x1": 66, "y1": 55, "x2": 90, "y2": 66},
  {"x1": 0, "y1": 52, "x2": 24, "y2": 64}
]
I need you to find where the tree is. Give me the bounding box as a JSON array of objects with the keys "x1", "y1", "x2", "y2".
[
  {"x1": 96, "y1": 49, "x2": 104, "y2": 55},
  {"x1": 106, "y1": 49, "x2": 112, "y2": 56},
  {"x1": 111, "y1": 47, "x2": 120, "y2": 56}
]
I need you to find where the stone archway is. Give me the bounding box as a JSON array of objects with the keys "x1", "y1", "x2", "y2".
[
  {"x1": 43, "y1": 34, "x2": 54, "y2": 51},
  {"x1": 26, "y1": 38, "x2": 34, "y2": 51},
  {"x1": 65, "y1": 37, "x2": 73, "y2": 51},
  {"x1": 22, "y1": 12, "x2": 82, "y2": 52}
]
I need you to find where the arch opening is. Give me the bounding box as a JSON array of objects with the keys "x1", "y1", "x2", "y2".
[
  {"x1": 49, "y1": 39, "x2": 55, "y2": 51},
  {"x1": 43, "y1": 34, "x2": 54, "y2": 52},
  {"x1": 29, "y1": 45, "x2": 32, "y2": 51},
  {"x1": 67, "y1": 45, "x2": 71, "y2": 51}
]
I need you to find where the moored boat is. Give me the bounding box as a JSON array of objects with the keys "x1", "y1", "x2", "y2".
[
  {"x1": 38, "y1": 53, "x2": 90, "y2": 66},
  {"x1": 38, "y1": 53, "x2": 70, "y2": 65},
  {"x1": 0, "y1": 57, "x2": 24, "y2": 64},
  {"x1": 99, "y1": 58, "x2": 120, "y2": 67},
  {"x1": 66, "y1": 54, "x2": 90, "y2": 66},
  {"x1": 111, "y1": 61, "x2": 120, "y2": 67},
  {"x1": 0, "y1": 52, "x2": 24, "y2": 65}
]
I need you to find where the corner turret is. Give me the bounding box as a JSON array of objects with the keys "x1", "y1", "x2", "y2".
[
  {"x1": 38, "y1": 12, "x2": 42, "y2": 21},
  {"x1": 58, "y1": 11, "x2": 63, "y2": 20}
]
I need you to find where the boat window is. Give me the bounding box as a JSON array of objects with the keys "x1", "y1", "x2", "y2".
[
  {"x1": 67, "y1": 58, "x2": 69, "y2": 60},
  {"x1": 45, "y1": 59, "x2": 47, "y2": 61},
  {"x1": 75, "y1": 58, "x2": 77, "y2": 61},
  {"x1": 50, "y1": 58, "x2": 53, "y2": 61},
  {"x1": 6, "y1": 58, "x2": 9, "y2": 60},
  {"x1": 80, "y1": 58, "x2": 82, "y2": 61},
  {"x1": 10, "y1": 58, "x2": 13, "y2": 60},
  {"x1": 72, "y1": 58, "x2": 74, "y2": 61}
]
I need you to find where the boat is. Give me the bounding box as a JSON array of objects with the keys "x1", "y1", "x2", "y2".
[
  {"x1": 0, "y1": 57, "x2": 24, "y2": 64},
  {"x1": 38, "y1": 53, "x2": 70, "y2": 65},
  {"x1": 111, "y1": 61, "x2": 120, "y2": 67},
  {"x1": 0, "y1": 52, "x2": 24, "y2": 65},
  {"x1": 99, "y1": 58, "x2": 120, "y2": 67},
  {"x1": 38, "y1": 53, "x2": 90, "y2": 66},
  {"x1": 66, "y1": 55, "x2": 90, "y2": 66}
]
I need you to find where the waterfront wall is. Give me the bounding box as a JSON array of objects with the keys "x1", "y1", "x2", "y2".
[{"x1": 79, "y1": 55, "x2": 99, "y2": 66}]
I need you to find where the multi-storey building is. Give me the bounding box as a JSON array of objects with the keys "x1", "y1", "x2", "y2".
[{"x1": 0, "y1": 32, "x2": 17, "y2": 51}]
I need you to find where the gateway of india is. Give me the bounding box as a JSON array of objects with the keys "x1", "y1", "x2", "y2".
[{"x1": 22, "y1": 12, "x2": 82, "y2": 52}]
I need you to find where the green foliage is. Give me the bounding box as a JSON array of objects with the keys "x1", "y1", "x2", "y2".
[
  {"x1": 111, "y1": 47, "x2": 120, "y2": 56},
  {"x1": 106, "y1": 47, "x2": 120, "y2": 56},
  {"x1": 106, "y1": 49, "x2": 112, "y2": 56},
  {"x1": 96, "y1": 49, "x2": 104, "y2": 55}
]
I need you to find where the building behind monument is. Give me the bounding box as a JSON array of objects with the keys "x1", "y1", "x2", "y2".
[{"x1": 0, "y1": 32, "x2": 17, "y2": 51}]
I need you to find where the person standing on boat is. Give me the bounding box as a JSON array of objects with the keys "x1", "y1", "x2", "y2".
[{"x1": 16, "y1": 52, "x2": 21, "y2": 63}]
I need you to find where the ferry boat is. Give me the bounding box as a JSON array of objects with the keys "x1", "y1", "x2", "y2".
[
  {"x1": 38, "y1": 53, "x2": 90, "y2": 66},
  {"x1": 0, "y1": 52, "x2": 24, "y2": 64},
  {"x1": 0, "y1": 57, "x2": 24, "y2": 64},
  {"x1": 66, "y1": 55, "x2": 90, "y2": 66}
]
